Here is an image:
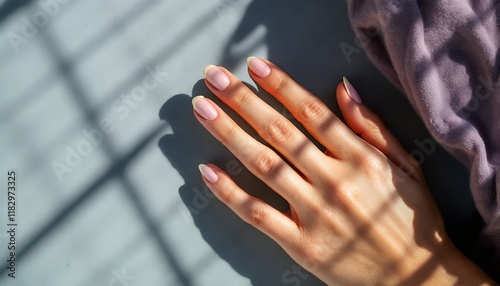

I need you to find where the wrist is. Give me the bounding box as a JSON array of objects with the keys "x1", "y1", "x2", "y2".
[{"x1": 393, "y1": 238, "x2": 495, "y2": 285}]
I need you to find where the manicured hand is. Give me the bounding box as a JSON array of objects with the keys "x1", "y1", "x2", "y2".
[{"x1": 192, "y1": 58, "x2": 493, "y2": 285}]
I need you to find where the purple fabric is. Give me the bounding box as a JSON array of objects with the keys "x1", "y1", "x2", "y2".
[{"x1": 347, "y1": 0, "x2": 500, "y2": 277}]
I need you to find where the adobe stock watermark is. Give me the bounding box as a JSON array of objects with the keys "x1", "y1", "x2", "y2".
[
  {"x1": 281, "y1": 264, "x2": 310, "y2": 286},
  {"x1": 51, "y1": 65, "x2": 168, "y2": 182},
  {"x1": 108, "y1": 267, "x2": 135, "y2": 286},
  {"x1": 7, "y1": 0, "x2": 72, "y2": 54},
  {"x1": 178, "y1": 160, "x2": 243, "y2": 225},
  {"x1": 281, "y1": 258, "x2": 317, "y2": 286}
]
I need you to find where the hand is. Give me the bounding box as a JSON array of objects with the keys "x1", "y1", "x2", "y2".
[{"x1": 192, "y1": 58, "x2": 493, "y2": 285}]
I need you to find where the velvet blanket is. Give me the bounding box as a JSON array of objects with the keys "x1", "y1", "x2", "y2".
[{"x1": 348, "y1": 0, "x2": 500, "y2": 278}]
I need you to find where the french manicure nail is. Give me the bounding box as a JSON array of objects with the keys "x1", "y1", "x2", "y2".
[
  {"x1": 247, "y1": 56, "x2": 271, "y2": 78},
  {"x1": 343, "y1": 76, "x2": 363, "y2": 104},
  {"x1": 204, "y1": 65, "x2": 230, "y2": 91},
  {"x1": 198, "y1": 164, "x2": 219, "y2": 184},
  {"x1": 192, "y1": 95, "x2": 218, "y2": 121}
]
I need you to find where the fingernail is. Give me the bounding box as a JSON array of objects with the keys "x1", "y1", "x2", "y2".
[
  {"x1": 204, "y1": 65, "x2": 230, "y2": 91},
  {"x1": 198, "y1": 164, "x2": 219, "y2": 184},
  {"x1": 192, "y1": 95, "x2": 218, "y2": 121},
  {"x1": 343, "y1": 76, "x2": 362, "y2": 104},
  {"x1": 247, "y1": 56, "x2": 271, "y2": 78}
]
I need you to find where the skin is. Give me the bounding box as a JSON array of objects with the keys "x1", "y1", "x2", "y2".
[{"x1": 193, "y1": 60, "x2": 495, "y2": 285}]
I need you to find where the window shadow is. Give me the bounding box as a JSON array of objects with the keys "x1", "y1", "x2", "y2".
[{"x1": 0, "y1": 0, "x2": 32, "y2": 23}]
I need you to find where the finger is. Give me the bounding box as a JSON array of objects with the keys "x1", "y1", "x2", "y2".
[
  {"x1": 198, "y1": 164, "x2": 299, "y2": 249},
  {"x1": 192, "y1": 95, "x2": 312, "y2": 208},
  {"x1": 336, "y1": 78, "x2": 425, "y2": 182},
  {"x1": 246, "y1": 57, "x2": 365, "y2": 160},
  {"x1": 203, "y1": 65, "x2": 326, "y2": 179}
]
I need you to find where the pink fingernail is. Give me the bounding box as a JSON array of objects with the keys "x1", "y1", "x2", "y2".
[
  {"x1": 343, "y1": 76, "x2": 363, "y2": 104},
  {"x1": 192, "y1": 95, "x2": 218, "y2": 121},
  {"x1": 198, "y1": 164, "x2": 219, "y2": 184},
  {"x1": 247, "y1": 56, "x2": 271, "y2": 78},
  {"x1": 204, "y1": 65, "x2": 230, "y2": 91}
]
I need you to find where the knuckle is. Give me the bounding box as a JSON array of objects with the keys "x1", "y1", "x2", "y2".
[
  {"x1": 295, "y1": 239, "x2": 324, "y2": 266},
  {"x1": 274, "y1": 74, "x2": 289, "y2": 95},
  {"x1": 363, "y1": 113, "x2": 386, "y2": 135},
  {"x1": 263, "y1": 118, "x2": 294, "y2": 144},
  {"x1": 324, "y1": 178, "x2": 350, "y2": 200},
  {"x1": 245, "y1": 202, "x2": 266, "y2": 226},
  {"x1": 219, "y1": 124, "x2": 238, "y2": 144},
  {"x1": 253, "y1": 152, "x2": 279, "y2": 178},
  {"x1": 232, "y1": 88, "x2": 252, "y2": 111},
  {"x1": 298, "y1": 98, "x2": 327, "y2": 122},
  {"x1": 359, "y1": 153, "x2": 387, "y2": 174},
  {"x1": 306, "y1": 246, "x2": 325, "y2": 265},
  {"x1": 220, "y1": 184, "x2": 237, "y2": 205}
]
